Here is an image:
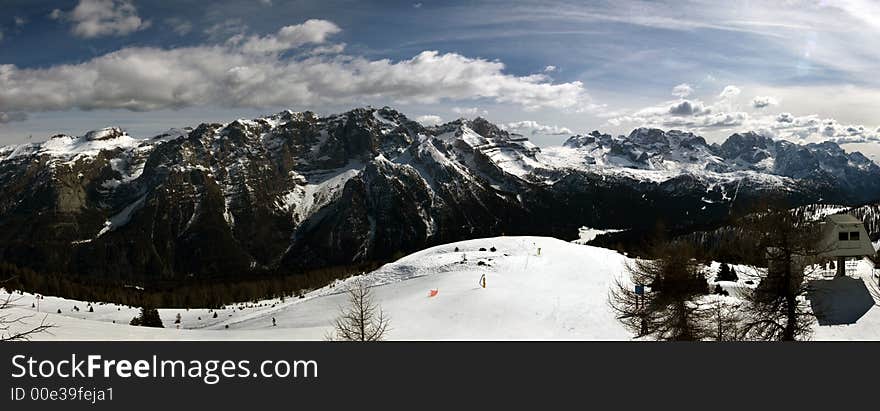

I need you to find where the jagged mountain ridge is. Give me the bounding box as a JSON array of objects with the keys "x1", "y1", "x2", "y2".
[
  {"x1": 0, "y1": 107, "x2": 878, "y2": 284},
  {"x1": 555, "y1": 128, "x2": 880, "y2": 200}
]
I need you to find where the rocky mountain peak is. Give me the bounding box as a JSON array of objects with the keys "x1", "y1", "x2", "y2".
[
  {"x1": 83, "y1": 127, "x2": 126, "y2": 141},
  {"x1": 467, "y1": 117, "x2": 507, "y2": 139},
  {"x1": 718, "y1": 131, "x2": 773, "y2": 160},
  {"x1": 627, "y1": 127, "x2": 669, "y2": 146}
]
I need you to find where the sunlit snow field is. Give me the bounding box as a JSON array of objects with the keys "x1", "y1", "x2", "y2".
[{"x1": 3, "y1": 236, "x2": 879, "y2": 340}]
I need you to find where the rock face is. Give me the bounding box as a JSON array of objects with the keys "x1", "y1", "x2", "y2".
[{"x1": 1, "y1": 109, "x2": 878, "y2": 285}]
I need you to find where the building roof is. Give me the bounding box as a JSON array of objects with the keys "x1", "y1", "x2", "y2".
[{"x1": 826, "y1": 214, "x2": 862, "y2": 225}]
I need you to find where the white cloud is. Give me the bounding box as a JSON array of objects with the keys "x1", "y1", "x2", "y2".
[
  {"x1": 416, "y1": 115, "x2": 443, "y2": 126},
  {"x1": 452, "y1": 107, "x2": 489, "y2": 117},
  {"x1": 667, "y1": 100, "x2": 712, "y2": 116},
  {"x1": 611, "y1": 85, "x2": 751, "y2": 132},
  {"x1": 55, "y1": 0, "x2": 151, "y2": 38},
  {"x1": 671, "y1": 83, "x2": 693, "y2": 98},
  {"x1": 758, "y1": 113, "x2": 880, "y2": 144},
  {"x1": 414, "y1": 3, "x2": 423, "y2": 8},
  {"x1": 14, "y1": 16, "x2": 27, "y2": 28},
  {"x1": 544, "y1": 65, "x2": 557, "y2": 72},
  {"x1": 751, "y1": 96, "x2": 778, "y2": 109},
  {"x1": 308, "y1": 43, "x2": 346, "y2": 55},
  {"x1": 718, "y1": 85, "x2": 741, "y2": 99},
  {"x1": 609, "y1": 84, "x2": 880, "y2": 145},
  {"x1": 503, "y1": 120, "x2": 573, "y2": 136},
  {"x1": 0, "y1": 21, "x2": 593, "y2": 116},
  {"x1": 240, "y1": 19, "x2": 341, "y2": 54},
  {"x1": 0, "y1": 30, "x2": 4, "y2": 43}
]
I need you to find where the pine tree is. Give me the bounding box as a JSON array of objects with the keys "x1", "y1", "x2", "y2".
[
  {"x1": 130, "y1": 307, "x2": 164, "y2": 328},
  {"x1": 716, "y1": 263, "x2": 738, "y2": 282}
]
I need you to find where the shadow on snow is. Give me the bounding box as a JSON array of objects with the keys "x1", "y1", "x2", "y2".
[{"x1": 807, "y1": 276, "x2": 876, "y2": 326}]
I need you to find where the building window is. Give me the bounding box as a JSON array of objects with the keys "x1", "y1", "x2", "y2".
[
  {"x1": 839, "y1": 232, "x2": 849, "y2": 241},
  {"x1": 850, "y1": 231, "x2": 860, "y2": 240}
]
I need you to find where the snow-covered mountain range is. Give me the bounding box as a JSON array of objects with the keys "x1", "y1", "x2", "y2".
[
  {"x1": 552, "y1": 128, "x2": 880, "y2": 193},
  {"x1": 1, "y1": 106, "x2": 878, "y2": 284}
]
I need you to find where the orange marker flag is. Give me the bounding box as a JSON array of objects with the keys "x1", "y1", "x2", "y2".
[{"x1": 428, "y1": 289, "x2": 439, "y2": 297}]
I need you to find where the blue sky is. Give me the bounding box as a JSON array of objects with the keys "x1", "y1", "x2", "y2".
[{"x1": 1, "y1": 0, "x2": 880, "y2": 158}]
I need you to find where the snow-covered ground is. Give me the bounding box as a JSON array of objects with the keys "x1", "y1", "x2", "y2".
[
  {"x1": 2, "y1": 236, "x2": 879, "y2": 340},
  {"x1": 573, "y1": 226, "x2": 625, "y2": 244}
]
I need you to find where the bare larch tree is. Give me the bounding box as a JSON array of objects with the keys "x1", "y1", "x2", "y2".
[
  {"x1": 735, "y1": 207, "x2": 826, "y2": 341},
  {"x1": 328, "y1": 279, "x2": 390, "y2": 341},
  {"x1": 1, "y1": 278, "x2": 53, "y2": 341},
  {"x1": 708, "y1": 297, "x2": 742, "y2": 341},
  {"x1": 610, "y1": 241, "x2": 711, "y2": 341}
]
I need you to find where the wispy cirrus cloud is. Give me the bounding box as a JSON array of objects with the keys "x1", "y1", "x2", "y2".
[{"x1": 164, "y1": 17, "x2": 193, "y2": 36}]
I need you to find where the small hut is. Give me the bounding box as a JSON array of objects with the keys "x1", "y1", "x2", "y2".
[{"x1": 817, "y1": 214, "x2": 875, "y2": 277}]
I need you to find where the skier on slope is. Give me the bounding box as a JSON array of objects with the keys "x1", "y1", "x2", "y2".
[{"x1": 479, "y1": 274, "x2": 486, "y2": 288}]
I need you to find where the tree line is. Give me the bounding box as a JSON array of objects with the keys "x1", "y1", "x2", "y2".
[
  {"x1": 0, "y1": 260, "x2": 383, "y2": 309},
  {"x1": 610, "y1": 205, "x2": 837, "y2": 341}
]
